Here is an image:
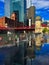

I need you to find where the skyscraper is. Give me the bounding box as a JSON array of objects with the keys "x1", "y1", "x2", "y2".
[
  {"x1": 26, "y1": 0, "x2": 35, "y2": 24},
  {"x1": 5, "y1": 0, "x2": 13, "y2": 18},
  {"x1": 27, "y1": 6, "x2": 35, "y2": 24},
  {"x1": 5, "y1": 0, "x2": 26, "y2": 22}
]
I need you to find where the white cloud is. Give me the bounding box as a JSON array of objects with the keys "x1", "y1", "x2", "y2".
[
  {"x1": 35, "y1": 1, "x2": 49, "y2": 9},
  {"x1": 35, "y1": 11, "x2": 38, "y2": 14},
  {"x1": 36, "y1": 11, "x2": 40, "y2": 14},
  {"x1": 44, "y1": 6, "x2": 49, "y2": 9},
  {"x1": 27, "y1": 0, "x2": 49, "y2": 9}
]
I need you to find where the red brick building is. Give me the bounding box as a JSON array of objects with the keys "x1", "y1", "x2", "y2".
[{"x1": 0, "y1": 17, "x2": 24, "y2": 28}]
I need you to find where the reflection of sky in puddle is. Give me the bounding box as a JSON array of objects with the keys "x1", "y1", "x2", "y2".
[
  {"x1": 27, "y1": 43, "x2": 49, "y2": 65},
  {"x1": 36, "y1": 43, "x2": 49, "y2": 55}
]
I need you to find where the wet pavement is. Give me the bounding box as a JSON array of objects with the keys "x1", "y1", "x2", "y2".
[
  {"x1": 32, "y1": 54, "x2": 49, "y2": 65},
  {"x1": 27, "y1": 43, "x2": 49, "y2": 65},
  {"x1": 0, "y1": 42, "x2": 49, "y2": 65}
]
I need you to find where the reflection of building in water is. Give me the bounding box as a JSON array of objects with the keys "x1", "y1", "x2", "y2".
[
  {"x1": 35, "y1": 33, "x2": 42, "y2": 47},
  {"x1": 35, "y1": 16, "x2": 42, "y2": 47},
  {"x1": 44, "y1": 32, "x2": 49, "y2": 43}
]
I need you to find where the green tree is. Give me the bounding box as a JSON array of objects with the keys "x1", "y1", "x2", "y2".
[
  {"x1": 42, "y1": 28, "x2": 48, "y2": 33},
  {"x1": 47, "y1": 30, "x2": 49, "y2": 33}
]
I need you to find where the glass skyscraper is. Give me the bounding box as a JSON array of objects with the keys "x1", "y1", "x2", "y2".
[{"x1": 5, "y1": 0, "x2": 26, "y2": 22}]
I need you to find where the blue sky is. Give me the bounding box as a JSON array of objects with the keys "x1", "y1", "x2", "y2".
[
  {"x1": 0, "y1": 0, "x2": 49, "y2": 21},
  {"x1": 0, "y1": 0, "x2": 4, "y2": 17},
  {"x1": 27, "y1": 0, "x2": 49, "y2": 21}
]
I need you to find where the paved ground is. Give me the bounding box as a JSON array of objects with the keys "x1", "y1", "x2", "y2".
[
  {"x1": 0, "y1": 43, "x2": 49, "y2": 65},
  {"x1": 27, "y1": 43, "x2": 49, "y2": 65},
  {"x1": 32, "y1": 54, "x2": 49, "y2": 65}
]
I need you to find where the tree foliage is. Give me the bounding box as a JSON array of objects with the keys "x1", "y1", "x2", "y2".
[{"x1": 42, "y1": 28, "x2": 48, "y2": 33}]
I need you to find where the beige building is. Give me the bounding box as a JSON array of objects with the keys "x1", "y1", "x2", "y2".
[
  {"x1": 35, "y1": 16, "x2": 49, "y2": 46},
  {"x1": 35, "y1": 16, "x2": 42, "y2": 33},
  {"x1": 35, "y1": 16, "x2": 49, "y2": 33}
]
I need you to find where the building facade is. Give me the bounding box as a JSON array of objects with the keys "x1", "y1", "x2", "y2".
[
  {"x1": 27, "y1": 6, "x2": 35, "y2": 24},
  {"x1": 35, "y1": 16, "x2": 42, "y2": 33},
  {"x1": 5, "y1": 0, "x2": 26, "y2": 22}
]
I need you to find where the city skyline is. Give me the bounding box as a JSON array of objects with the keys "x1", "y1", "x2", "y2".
[
  {"x1": 27, "y1": 0, "x2": 49, "y2": 21},
  {"x1": 0, "y1": 0, "x2": 49, "y2": 21}
]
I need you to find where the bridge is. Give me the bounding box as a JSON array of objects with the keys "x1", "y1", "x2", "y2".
[{"x1": 0, "y1": 26, "x2": 35, "y2": 31}]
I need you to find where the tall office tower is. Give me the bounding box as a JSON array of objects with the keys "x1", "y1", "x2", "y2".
[
  {"x1": 5, "y1": 0, "x2": 26, "y2": 22},
  {"x1": 26, "y1": 0, "x2": 35, "y2": 24},
  {"x1": 24, "y1": 0, "x2": 27, "y2": 22},
  {"x1": 27, "y1": 6, "x2": 35, "y2": 24},
  {"x1": 5, "y1": 0, "x2": 13, "y2": 18}
]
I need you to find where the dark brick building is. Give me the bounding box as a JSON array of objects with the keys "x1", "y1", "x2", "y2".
[{"x1": 0, "y1": 17, "x2": 24, "y2": 28}]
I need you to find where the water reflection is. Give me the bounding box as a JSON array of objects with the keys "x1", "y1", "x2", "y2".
[
  {"x1": 0, "y1": 30, "x2": 49, "y2": 65},
  {"x1": 16, "y1": 32, "x2": 49, "y2": 65},
  {"x1": 26, "y1": 43, "x2": 49, "y2": 65}
]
